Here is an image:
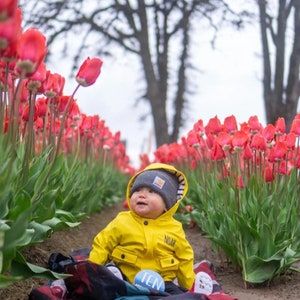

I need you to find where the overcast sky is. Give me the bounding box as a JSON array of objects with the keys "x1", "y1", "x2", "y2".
[{"x1": 50, "y1": 15, "x2": 265, "y2": 167}]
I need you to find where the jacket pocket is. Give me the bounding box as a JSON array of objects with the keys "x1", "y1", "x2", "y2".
[
  {"x1": 159, "y1": 256, "x2": 179, "y2": 271},
  {"x1": 111, "y1": 248, "x2": 138, "y2": 266}
]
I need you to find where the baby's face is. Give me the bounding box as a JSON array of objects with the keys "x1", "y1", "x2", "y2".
[{"x1": 130, "y1": 186, "x2": 166, "y2": 219}]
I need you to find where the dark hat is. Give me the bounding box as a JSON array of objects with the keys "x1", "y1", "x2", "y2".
[{"x1": 130, "y1": 169, "x2": 179, "y2": 210}]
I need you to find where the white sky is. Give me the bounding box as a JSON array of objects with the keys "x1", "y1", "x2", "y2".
[{"x1": 50, "y1": 20, "x2": 265, "y2": 167}]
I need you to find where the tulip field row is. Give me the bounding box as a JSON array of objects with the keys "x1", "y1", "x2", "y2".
[
  {"x1": 1, "y1": 1, "x2": 300, "y2": 288},
  {"x1": 0, "y1": 2, "x2": 132, "y2": 287},
  {"x1": 154, "y1": 114, "x2": 300, "y2": 285}
]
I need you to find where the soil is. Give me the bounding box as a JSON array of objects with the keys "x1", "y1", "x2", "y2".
[{"x1": 1, "y1": 201, "x2": 300, "y2": 300}]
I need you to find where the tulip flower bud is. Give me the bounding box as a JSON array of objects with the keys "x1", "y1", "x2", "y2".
[
  {"x1": 43, "y1": 71, "x2": 65, "y2": 98},
  {"x1": 76, "y1": 57, "x2": 103, "y2": 87},
  {"x1": 16, "y1": 28, "x2": 47, "y2": 77},
  {"x1": 290, "y1": 118, "x2": 300, "y2": 136},
  {"x1": 0, "y1": 7, "x2": 22, "y2": 52},
  {"x1": 0, "y1": 0, "x2": 18, "y2": 21}
]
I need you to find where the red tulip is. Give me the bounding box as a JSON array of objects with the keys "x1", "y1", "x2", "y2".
[
  {"x1": 290, "y1": 118, "x2": 300, "y2": 136},
  {"x1": 43, "y1": 71, "x2": 65, "y2": 98},
  {"x1": 139, "y1": 153, "x2": 151, "y2": 168},
  {"x1": 206, "y1": 133, "x2": 215, "y2": 149},
  {"x1": 76, "y1": 57, "x2": 103, "y2": 87},
  {"x1": 223, "y1": 115, "x2": 238, "y2": 134},
  {"x1": 205, "y1": 116, "x2": 223, "y2": 135},
  {"x1": 242, "y1": 144, "x2": 254, "y2": 160},
  {"x1": 216, "y1": 131, "x2": 232, "y2": 151},
  {"x1": 250, "y1": 134, "x2": 267, "y2": 152},
  {"x1": 57, "y1": 95, "x2": 73, "y2": 113},
  {"x1": 26, "y1": 61, "x2": 47, "y2": 92},
  {"x1": 232, "y1": 130, "x2": 249, "y2": 150},
  {"x1": 0, "y1": 0, "x2": 18, "y2": 21},
  {"x1": 91, "y1": 115, "x2": 100, "y2": 128},
  {"x1": 263, "y1": 164, "x2": 275, "y2": 183},
  {"x1": 239, "y1": 122, "x2": 251, "y2": 135},
  {"x1": 185, "y1": 205, "x2": 193, "y2": 212},
  {"x1": 103, "y1": 138, "x2": 115, "y2": 150},
  {"x1": 274, "y1": 117, "x2": 286, "y2": 135},
  {"x1": 36, "y1": 97, "x2": 48, "y2": 117},
  {"x1": 278, "y1": 160, "x2": 293, "y2": 176},
  {"x1": 262, "y1": 124, "x2": 275, "y2": 143},
  {"x1": 16, "y1": 28, "x2": 47, "y2": 76},
  {"x1": 68, "y1": 101, "x2": 81, "y2": 120},
  {"x1": 35, "y1": 116, "x2": 44, "y2": 132},
  {"x1": 80, "y1": 114, "x2": 92, "y2": 132},
  {"x1": 22, "y1": 103, "x2": 38, "y2": 122},
  {"x1": 123, "y1": 199, "x2": 129, "y2": 209},
  {"x1": 186, "y1": 129, "x2": 200, "y2": 147},
  {"x1": 285, "y1": 133, "x2": 296, "y2": 150},
  {"x1": 20, "y1": 79, "x2": 29, "y2": 102},
  {"x1": 248, "y1": 115, "x2": 263, "y2": 133},
  {"x1": 3, "y1": 117, "x2": 9, "y2": 133},
  {"x1": 193, "y1": 119, "x2": 205, "y2": 136},
  {"x1": 268, "y1": 141, "x2": 287, "y2": 162},
  {"x1": 0, "y1": 7, "x2": 22, "y2": 56},
  {"x1": 211, "y1": 142, "x2": 226, "y2": 160}
]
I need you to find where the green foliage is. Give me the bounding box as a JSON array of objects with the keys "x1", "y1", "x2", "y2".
[
  {"x1": 186, "y1": 166, "x2": 300, "y2": 284},
  {"x1": 59, "y1": 158, "x2": 127, "y2": 216},
  {"x1": 0, "y1": 10, "x2": 130, "y2": 286},
  {"x1": 0, "y1": 141, "x2": 128, "y2": 284}
]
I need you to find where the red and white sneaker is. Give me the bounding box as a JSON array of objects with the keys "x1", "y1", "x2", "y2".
[
  {"x1": 192, "y1": 260, "x2": 214, "y2": 294},
  {"x1": 51, "y1": 279, "x2": 67, "y2": 298}
]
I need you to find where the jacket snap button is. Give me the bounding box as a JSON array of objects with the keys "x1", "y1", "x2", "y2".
[
  {"x1": 121, "y1": 254, "x2": 125, "y2": 259},
  {"x1": 171, "y1": 259, "x2": 174, "y2": 263},
  {"x1": 144, "y1": 220, "x2": 148, "y2": 225}
]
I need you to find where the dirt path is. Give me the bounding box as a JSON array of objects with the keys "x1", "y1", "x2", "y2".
[{"x1": 1, "y1": 201, "x2": 299, "y2": 300}]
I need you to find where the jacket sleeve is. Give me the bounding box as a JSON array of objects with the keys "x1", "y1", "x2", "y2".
[
  {"x1": 175, "y1": 228, "x2": 195, "y2": 289},
  {"x1": 88, "y1": 216, "x2": 121, "y2": 265}
]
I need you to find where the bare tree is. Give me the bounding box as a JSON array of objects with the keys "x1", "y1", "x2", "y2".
[
  {"x1": 19, "y1": 0, "x2": 243, "y2": 148},
  {"x1": 257, "y1": 0, "x2": 300, "y2": 130}
]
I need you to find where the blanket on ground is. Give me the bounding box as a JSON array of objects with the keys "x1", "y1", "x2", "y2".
[{"x1": 28, "y1": 249, "x2": 237, "y2": 300}]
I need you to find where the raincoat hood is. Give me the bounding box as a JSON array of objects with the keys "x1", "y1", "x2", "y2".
[{"x1": 126, "y1": 163, "x2": 188, "y2": 217}]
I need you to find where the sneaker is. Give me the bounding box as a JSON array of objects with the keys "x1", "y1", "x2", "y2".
[
  {"x1": 51, "y1": 279, "x2": 67, "y2": 298},
  {"x1": 192, "y1": 260, "x2": 224, "y2": 295},
  {"x1": 106, "y1": 265, "x2": 124, "y2": 280},
  {"x1": 193, "y1": 268, "x2": 213, "y2": 294}
]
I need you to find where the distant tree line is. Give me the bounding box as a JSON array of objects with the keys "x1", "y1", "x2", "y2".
[{"x1": 20, "y1": 0, "x2": 300, "y2": 146}]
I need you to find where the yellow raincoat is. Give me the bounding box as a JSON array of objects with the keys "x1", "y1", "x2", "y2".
[{"x1": 89, "y1": 163, "x2": 195, "y2": 289}]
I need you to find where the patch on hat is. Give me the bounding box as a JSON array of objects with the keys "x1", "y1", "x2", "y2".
[{"x1": 152, "y1": 176, "x2": 166, "y2": 189}]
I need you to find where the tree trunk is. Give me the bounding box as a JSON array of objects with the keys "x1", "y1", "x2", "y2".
[
  {"x1": 137, "y1": 1, "x2": 169, "y2": 148},
  {"x1": 258, "y1": 0, "x2": 300, "y2": 130},
  {"x1": 171, "y1": 3, "x2": 190, "y2": 143},
  {"x1": 285, "y1": 0, "x2": 300, "y2": 130}
]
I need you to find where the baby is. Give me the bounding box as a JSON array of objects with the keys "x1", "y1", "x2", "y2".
[{"x1": 89, "y1": 163, "x2": 195, "y2": 294}]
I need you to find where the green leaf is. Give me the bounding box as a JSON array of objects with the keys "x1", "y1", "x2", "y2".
[
  {"x1": 244, "y1": 255, "x2": 280, "y2": 283},
  {"x1": 10, "y1": 251, "x2": 70, "y2": 281},
  {"x1": 42, "y1": 216, "x2": 81, "y2": 232},
  {"x1": 0, "y1": 274, "x2": 23, "y2": 288},
  {"x1": 32, "y1": 189, "x2": 59, "y2": 223},
  {"x1": 28, "y1": 221, "x2": 53, "y2": 245}
]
